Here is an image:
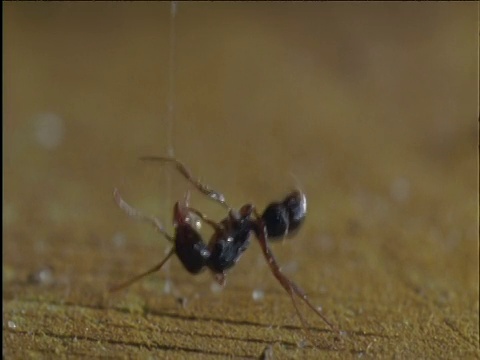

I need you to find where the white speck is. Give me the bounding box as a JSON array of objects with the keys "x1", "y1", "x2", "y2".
[
  {"x1": 252, "y1": 289, "x2": 265, "y2": 302},
  {"x1": 28, "y1": 266, "x2": 54, "y2": 285},
  {"x1": 297, "y1": 339, "x2": 308, "y2": 348},
  {"x1": 112, "y1": 232, "x2": 126, "y2": 248},
  {"x1": 300, "y1": 192, "x2": 307, "y2": 213},
  {"x1": 186, "y1": 214, "x2": 202, "y2": 230},
  {"x1": 193, "y1": 219, "x2": 201, "y2": 229},
  {"x1": 210, "y1": 282, "x2": 223, "y2": 294},
  {"x1": 390, "y1": 177, "x2": 410, "y2": 203},
  {"x1": 33, "y1": 113, "x2": 65, "y2": 150},
  {"x1": 37, "y1": 268, "x2": 53, "y2": 284},
  {"x1": 7, "y1": 321, "x2": 16, "y2": 329}
]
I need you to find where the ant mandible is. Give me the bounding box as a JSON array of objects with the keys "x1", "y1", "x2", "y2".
[{"x1": 110, "y1": 156, "x2": 341, "y2": 343}]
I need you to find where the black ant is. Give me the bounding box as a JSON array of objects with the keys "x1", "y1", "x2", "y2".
[{"x1": 110, "y1": 156, "x2": 341, "y2": 345}]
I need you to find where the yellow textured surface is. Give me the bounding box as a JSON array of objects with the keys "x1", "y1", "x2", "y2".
[{"x1": 3, "y1": 2, "x2": 479, "y2": 359}]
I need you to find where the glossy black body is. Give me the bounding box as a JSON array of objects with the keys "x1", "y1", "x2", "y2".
[
  {"x1": 175, "y1": 224, "x2": 210, "y2": 274},
  {"x1": 261, "y1": 202, "x2": 289, "y2": 238},
  {"x1": 206, "y1": 216, "x2": 252, "y2": 273}
]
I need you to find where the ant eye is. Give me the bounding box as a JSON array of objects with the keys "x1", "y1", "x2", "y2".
[{"x1": 282, "y1": 191, "x2": 307, "y2": 234}]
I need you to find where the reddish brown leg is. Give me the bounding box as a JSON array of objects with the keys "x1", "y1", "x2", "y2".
[
  {"x1": 111, "y1": 188, "x2": 177, "y2": 292},
  {"x1": 139, "y1": 156, "x2": 231, "y2": 210},
  {"x1": 212, "y1": 272, "x2": 227, "y2": 287},
  {"x1": 109, "y1": 248, "x2": 176, "y2": 292},
  {"x1": 253, "y1": 218, "x2": 340, "y2": 343}
]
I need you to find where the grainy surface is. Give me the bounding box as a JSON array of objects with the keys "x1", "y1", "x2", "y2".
[{"x1": 3, "y1": 2, "x2": 479, "y2": 359}]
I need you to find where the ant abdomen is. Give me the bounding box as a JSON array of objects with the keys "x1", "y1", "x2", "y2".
[
  {"x1": 261, "y1": 190, "x2": 307, "y2": 240},
  {"x1": 175, "y1": 224, "x2": 211, "y2": 274}
]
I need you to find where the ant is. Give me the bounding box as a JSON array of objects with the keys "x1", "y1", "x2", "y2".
[{"x1": 110, "y1": 156, "x2": 341, "y2": 345}]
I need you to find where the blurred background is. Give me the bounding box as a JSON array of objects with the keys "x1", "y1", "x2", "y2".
[{"x1": 3, "y1": 2, "x2": 478, "y2": 357}]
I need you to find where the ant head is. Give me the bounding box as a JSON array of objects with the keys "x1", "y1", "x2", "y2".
[{"x1": 282, "y1": 190, "x2": 307, "y2": 234}]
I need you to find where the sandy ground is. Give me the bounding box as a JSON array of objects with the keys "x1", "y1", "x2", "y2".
[{"x1": 3, "y1": 2, "x2": 478, "y2": 359}]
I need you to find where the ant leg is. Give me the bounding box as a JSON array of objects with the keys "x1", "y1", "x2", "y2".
[
  {"x1": 113, "y1": 188, "x2": 173, "y2": 243},
  {"x1": 253, "y1": 219, "x2": 340, "y2": 339},
  {"x1": 187, "y1": 207, "x2": 224, "y2": 233},
  {"x1": 109, "y1": 247, "x2": 176, "y2": 292},
  {"x1": 139, "y1": 156, "x2": 231, "y2": 210},
  {"x1": 212, "y1": 271, "x2": 226, "y2": 287}
]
